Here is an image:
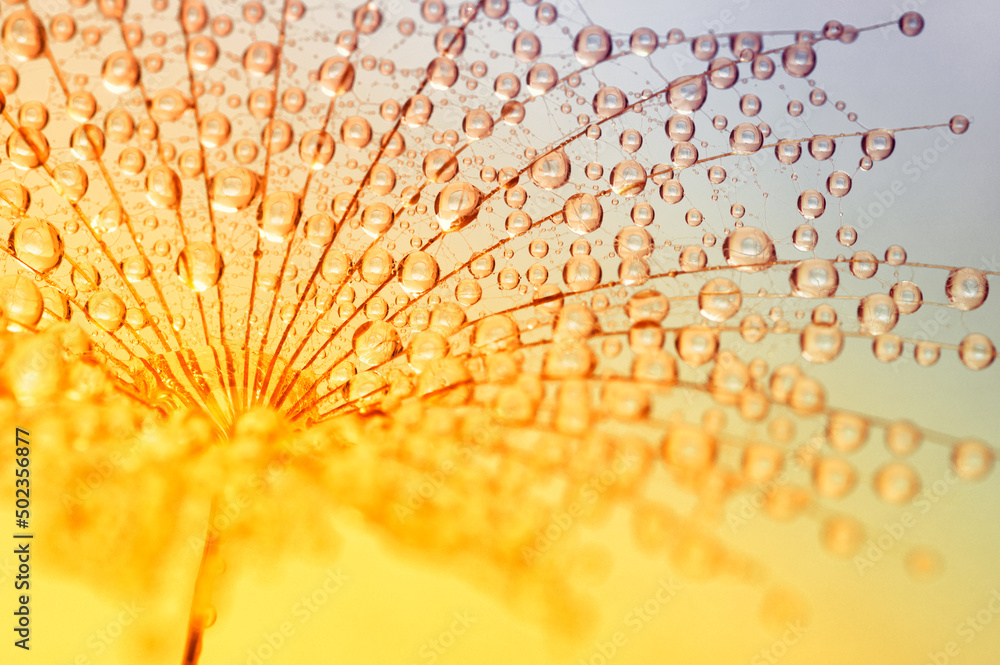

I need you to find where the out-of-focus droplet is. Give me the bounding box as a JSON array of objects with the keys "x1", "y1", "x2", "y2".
[
  {"x1": 904, "y1": 547, "x2": 943, "y2": 581},
  {"x1": 951, "y1": 440, "x2": 995, "y2": 480},
  {"x1": 828, "y1": 412, "x2": 868, "y2": 454},
  {"x1": 821, "y1": 516, "x2": 865, "y2": 558},
  {"x1": 352, "y1": 321, "x2": 401, "y2": 368},
  {"x1": 958, "y1": 333, "x2": 996, "y2": 370},
  {"x1": 0, "y1": 274, "x2": 43, "y2": 328},
  {"x1": 874, "y1": 462, "x2": 920, "y2": 504}
]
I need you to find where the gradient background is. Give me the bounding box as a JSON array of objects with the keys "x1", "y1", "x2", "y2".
[{"x1": 3, "y1": 0, "x2": 1000, "y2": 664}]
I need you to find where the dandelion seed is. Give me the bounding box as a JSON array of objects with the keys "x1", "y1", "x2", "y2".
[{"x1": 0, "y1": 1, "x2": 996, "y2": 664}]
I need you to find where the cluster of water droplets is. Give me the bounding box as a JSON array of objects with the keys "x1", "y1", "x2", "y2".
[{"x1": 0, "y1": 0, "x2": 996, "y2": 661}]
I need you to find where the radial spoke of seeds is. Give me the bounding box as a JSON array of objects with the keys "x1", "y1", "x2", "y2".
[
  {"x1": 252, "y1": 0, "x2": 378, "y2": 409},
  {"x1": 0, "y1": 241, "x2": 206, "y2": 411},
  {"x1": 292, "y1": 316, "x2": 792, "y2": 419},
  {"x1": 281, "y1": 177, "x2": 624, "y2": 412},
  {"x1": 172, "y1": 1, "x2": 260, "y2": 424},
  {"x1": 133, "y1": 65, "x2": 216, "y2": 363},
  {"x1": 277, "y1": 194, "x2": 629, "y2": 414},
  {"x1": 241, "y1": 0, "x2": 294, "y2": 411},
  {"x1": 332, "y1": 109, "x2": 966, "y2": 371},
  {"x1": 249, "y1": 103, "x2": 334, "y2": 408},
  {"x1": 0, "y1": 112, "x2": 178, "y2": 351},
  {"x1": 45, "y1": 318, "x2": 183, "y2": 415},
  {"x1": 17, "y1": 3, "x2": 227, "y2": 416},
  {"x1": 258, "y1": 0, "x2": 489, "y2": 405},
  {"x1": 665, "y1": 122, "x2": 958, "y2": 178},
  {"x1": 0, "y1": 121, "x2": 208, "y2": 399},
  {"x1": 111, "y1": 379, "x2": 169, "y2": 414},
  {"x1": 88, "y1": 4, "x2": 229, "y2": 415},
  {"x1": 39, "y1": 4, "x2": 191, "y2": 356},
  {"x1": 271, "y1": 30, "x2": 847, "y2": 408},
  {"x1": 287, "y1": 238, "x2": 982, "y2": 420},
  {"x1": 426, "y1": 266, "x2": 967, "y2": 341},
  {"x1": 102, "y1": 13, "x2": 221, "y2": 354},
  {"x1": 265, "y1": 15, "x2": 703, "y2": 407},
  {"x1": 307, "y1": 356, "x2": 994, "y2": 463}
]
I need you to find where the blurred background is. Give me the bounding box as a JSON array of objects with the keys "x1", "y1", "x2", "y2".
[{"x1": 2, "y1": 0, "x2": 999, "y2": 664}]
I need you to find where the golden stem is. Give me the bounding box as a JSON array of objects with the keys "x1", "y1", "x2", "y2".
[{"x1": 182, "y1": 500, "x2": 223, "y2": 665}]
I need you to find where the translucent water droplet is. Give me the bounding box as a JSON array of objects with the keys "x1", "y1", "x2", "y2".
[
  {"x1": 10, "y1": 218, "x2": 63, "y2": 274},
  {"x1": 176, "y1": 242, "x2": 223, "y2": 292}
]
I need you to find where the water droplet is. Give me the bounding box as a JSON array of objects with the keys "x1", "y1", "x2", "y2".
[
  {"x1": 210, "y1": 167, "x2": 259, "y2": 213},
  {"x1": 0, "y1": 274, "x2": 43, "y2": 328},
  {"x1": 87, "y1": 290, "x2": 126, "y2": 332},
  {"x1": 434, "y1": 182, "x2": 482, "y2": 232},
  {"x1": 176, "y1": 242, "x2": 223, "y2": 292},
  {"x1": 10, "y1": 218, "x2": 63, "y2": 274},
  {"x1": 573, "y1": 26, "x2": 611, "y2": 66},
  {"x1": 2, "y1": 10, "x2": 46, "y2": 61},
  {"x1": 945, "y1": 268, "x2": 988, "y2": 311}
]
